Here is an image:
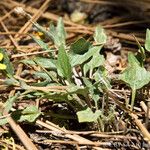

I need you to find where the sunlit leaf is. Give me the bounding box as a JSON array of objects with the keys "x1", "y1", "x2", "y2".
[
  {"x1": 120, "y1": 53, "x2": 150, "y2": 90},
  {"x1": 0, "y1": 113, "x2": 8, "y2": 126},
  {"x1": 22, "y1": 57, "x2": 56, "y2": 69},
  {"x1": 94, "y1": 26, "x2": 107, "y2": 44},
  {"x1": 17, "y1": 106, "x2": 41, "y2": 122},
  {"x1": 4, "y1": 93, "x2": 19, "y2": 113},
  {"x1": 94, "y1": 68, "x2": 111, "y2": 90},
  {"x1": 83, "y1": 52, "x2": 105, "y2": 75},
  {"x1": 70, "y1": 46, "x2": 103, "y2": 67},
  {"x1": 77, "y1": 107, "x2": 102, "y2": 122},
  {"x1": 33, "y1": 18, "x2": 66, "y2": 48}
]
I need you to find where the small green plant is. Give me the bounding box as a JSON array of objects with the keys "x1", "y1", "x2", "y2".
[
  {"x1": 21, "y1": 18, "x2": 113, "y2": 131},
  {"x1": 1, "y1": 18, "x2": 150, "y2": 132},
  {"x1": 120, "y1": 29, "x2": 150, "y2": 110},
  {"x1": 0, "y1": 92, "x2": 41, "y2": 126},
  {"x1": 119, "y1": 53, "x2": 150, "y2": 110}
]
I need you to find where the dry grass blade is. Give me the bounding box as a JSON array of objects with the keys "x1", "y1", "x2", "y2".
[
  {"x1": 36, "y1": 120, "x2": 105, "y2": 148},
  {"x1": 6, "y1": 117, "x2": 38, "y2": 150},
  {"x1": 130, "y1": 113, "x2": 150, "y2": 142},
  {"x1": 14, "y1": 0, "x2": 52, "y2": 39}
]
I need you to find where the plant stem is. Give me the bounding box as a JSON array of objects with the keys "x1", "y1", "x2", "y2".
[
  {"x1": 97, "y1": 118, "x2": 104, "y2": 132},
  {"x1": 131, "y1": 87, "x2": 136, "y2": 110}
]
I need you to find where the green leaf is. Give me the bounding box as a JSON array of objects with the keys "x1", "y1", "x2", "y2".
[
  {"x1": 56, "y1": 17, "x2": 66, "y2": 47},
  {"x1": 94, "y1": 26, "x2": 107, "y2": 44},
  {"x1": 32, "y1": 72, "x2": 52, "y2": 86},
  {"x1": 34, "y1": 57, "x2": 56, "y2": 69},
  {"x1": 33, "y1": 70, "x2": 58, "y2": 84},
  {"x1": 21, "y1": 59, "x2": 36, "y2": 65},
  {"x1": 31, "y1": 35, "x2": 50, "y2": 51},
  {"x1": 66, "y1": 84, "x2": 89, "y2": 96},
  {"x1": 57, "y1": 45, "x2": 72, "y2": 80},
  {"x1": 31, "y1": 80, "x2": 49, "y2": 87},
  {"x1": 133, "y1": 35, "x2": 146, "y2": 66},
  {"x1": 44, "y1": 92, "x2": 70, "y2": 102},
  {"x1": 70, "y1": 46, "x2": 103, "y2": 67},
  {"x1": 120, "y1": 53, "x2": 150, "y2": 90},
  {"x1": 4, "y1": 78, "x2": 19, "y2": 86},
  {"x1": 94, "y1": 68, "x2": 111, "y2": 90},
  {"x1": 128, "y1": 52, "x2": 140, "y2": 66},
  {"x1": 33, "y1": 71, "x2": 51, "y2": 81},
  {"x1": 4, "y1": 93, "x2": 19, "y2": 113},
  {"x1": 18, "y1": 106, "x2": 41, "y2": 122},
  {"x1": 77, "y1": 107, "x2": 102, "y2": 122},
  {"x1": 0, "y1": 113, "x2": 8, "y2": 126},
  {"x1": 82, "y1": 77, "x2": 93, "y2": 88},
  {"x1": 49, "y1": 22, "x2": 55, "y2": 34},
  {"x1": 22, "y1": 57, "x2": 56, "y2": 69},
  {"x1": 145, "y1": 29, "x2": 150, "y2": 51},
  {"x1": 83, "y1": 52, "x2": 105, "y2": 75},
  {"x1": 0, "y1": 48, "x2": 14, "y2": 76},
  {"x1": 82, "y1": 77, "x2": 100, "y2": 107},
  {"x1": 70, "y1": 38, "x2": 91, "y2": 54}
]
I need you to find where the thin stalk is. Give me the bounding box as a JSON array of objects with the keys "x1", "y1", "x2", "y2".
[
  {"x1": 131, "y1": 87, "x2": 136, "y2": 110},
  {"x1": 97, "y1": 118, "x2": 104, "y2": 132}
]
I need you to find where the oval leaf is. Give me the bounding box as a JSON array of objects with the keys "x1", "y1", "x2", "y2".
[{"x1": 57, "y1": 45, "x2": 72, "y2": 81}]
